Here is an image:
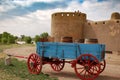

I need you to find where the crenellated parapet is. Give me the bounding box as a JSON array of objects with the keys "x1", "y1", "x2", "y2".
[{"x1": 52, "y1": 12, "x2": 86, "y2": 21}]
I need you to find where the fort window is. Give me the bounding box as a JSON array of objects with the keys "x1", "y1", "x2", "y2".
[
  {"x1": 55, "y1": 14, "x2": 57, "y2": 16},
  {"x1": 88, "y1": 23, "x2": 91, "y2": 25},
  {"x1": 61, "y1": 14, "x2": 64, "y2": 16},
  {"x1": 73, "y1": 14, "x2": 74, "y2": 16},
  {"x1": 67, "y1": 14, "x2": 69, "y2": 16},
  {"x1": 103, "y1": 22, "x2": 105, "y2": 24},
  {"x1": 78, "y1": 14, "x2": 80, "y2": 16},
  {"x1": 116, "y1": 20, "x2": 119, "y2": 23},
  {"x1": 95, "y1": 22, "x2": 97, "y2": 24}
]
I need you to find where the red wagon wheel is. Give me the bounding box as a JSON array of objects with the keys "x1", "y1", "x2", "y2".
[
  {"x1": 27, "y1": 53, "x2": 42, "y2": 74},
  {"x1": 74, "y1": 54, "x2": 100, "y2": 80},
  {"x1": 50, "y1": 58, "x2": 65, "y2": 71},
  {"x1": 100, "y1": 60, "x2": 106, "y2": 73}
]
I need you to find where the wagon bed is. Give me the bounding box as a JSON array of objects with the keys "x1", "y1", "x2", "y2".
[{"x1": 36, "y1": 42, "x2": 105, "y2": 61}]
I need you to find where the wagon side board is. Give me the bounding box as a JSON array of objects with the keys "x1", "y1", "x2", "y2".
[{"x1": 36, "y1": 42, "x2": 105, "y2": 61}]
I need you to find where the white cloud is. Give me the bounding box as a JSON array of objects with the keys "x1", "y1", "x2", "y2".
[
  {"x1": 66, "y1": 0, "x2": 120, "y2": 21},
  {"x1": 0, "y1": 0, "x2": 120, "y2": 37},
  {"x1": 0, "y1": 10, "x2": 52, "y2": 37},
  {"x1": 0, "y1": 3, "x2": 16, "y2": 12},
  {"x1": 0, "y1": 7, "x2": 65, "y2": 37},
  {"x1": 0, "y1": 0, "x2": 64, "y2": 13},
  {"x1": 12, "y1": 0, "x2": 64, "y2": 6}
]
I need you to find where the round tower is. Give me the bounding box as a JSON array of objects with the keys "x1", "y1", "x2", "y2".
[
  {"x1": 51, "y1": 11, "x2": 87, "y2": 42},
  {"x1": 111, "y1": 12, "x2": 120, "y2": 20}
]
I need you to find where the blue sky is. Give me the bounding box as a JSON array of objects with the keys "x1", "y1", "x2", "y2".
[{"x1": 0, "y1": 0, "x2": 120, "y2": 37}]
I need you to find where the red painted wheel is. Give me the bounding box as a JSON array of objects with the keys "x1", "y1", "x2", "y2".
[
  {"x1": 100, "y1": 60, "x2": 106, "y2": 73},
  {"x1": 74, "y1": 54, "x2": 100, "y2": 80},
  {"x1": 27, "y1": 53, "x2": 42, "y2": 74},
  {"x1": 50, "y1": 58, "x2": 65, "y2": 71}
]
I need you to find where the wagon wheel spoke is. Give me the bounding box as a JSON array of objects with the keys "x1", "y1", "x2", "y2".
[
  {"x1": 89, "y1": 61, "x2": 94, "y2": 66},
  {"x1": 87, "y1": 56, "x2": 91, "y2": 64},
  {"x1": 79, "y1": 68, "x2": 85, "y2": 74},
  {"x1": 100, "y1": 60, "x2": 106, "y2": 73},
  {"x1": 30, "y1": 56, "x2": 35, "y2": 61},
  {"x1": 77, "y1": 67, "x2": 84, "y2": 70},
  {"x1": 27, "y1": 53, "x2": 42, "y2": 74},
  {"x1": 84, "y1": 70, "x2": 87, "y2": 78}
]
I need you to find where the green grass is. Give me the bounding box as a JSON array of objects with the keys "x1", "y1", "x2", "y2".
[
  {"x1": 0, "y1": 44, "x2": 58, "y2": 80},
  {"x1": 0, "y1": 58, "x2": 58, "y2": 80}
]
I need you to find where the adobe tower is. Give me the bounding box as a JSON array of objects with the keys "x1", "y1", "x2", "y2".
[{"x1": 51, "y1": 11, "x2": 86, "y2": 42}]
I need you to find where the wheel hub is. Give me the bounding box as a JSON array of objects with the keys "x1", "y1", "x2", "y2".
[
  {"x1": 31, "y1": 62, "x2": 37, "y2": 68},
  {"x1": 84, "y1": 65, "x2": 90, "y2": 70}
]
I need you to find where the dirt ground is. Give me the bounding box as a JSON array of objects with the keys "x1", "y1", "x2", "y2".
[{"x1": 3, "y1": 46, "x2": 120, "y2": 80}]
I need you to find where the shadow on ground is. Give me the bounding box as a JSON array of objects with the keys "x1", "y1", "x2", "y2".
[
  {"x1": 50, "y1": 71, "x2": 120, "y2": 80},
  {"x1": 97, "y1": 75, "x2": 120, "y2": 80},
  {"x1": 50, "y1": 71, "x2": 79, "y2": 80}
]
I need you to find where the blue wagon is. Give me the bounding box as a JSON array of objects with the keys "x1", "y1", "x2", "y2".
[{"x1": 27, "y1": 42, "x2": 106, "y2": 80}]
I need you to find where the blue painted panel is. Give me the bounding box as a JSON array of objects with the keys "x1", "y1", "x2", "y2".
[
  {"x1": 36, "y1": 42, "x2": 105, "y2": 61},
  {"x1": 78, "y1": 44, "x2": 105, "y2": 61},
  {"x1": 37, "y1": 42, "x2": 57, "y2": 58},
  {"x1": 57, "y1": 43, "x2": 77, "y2": 59}
]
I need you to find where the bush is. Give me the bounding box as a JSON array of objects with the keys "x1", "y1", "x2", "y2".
[
  {"x1": 1, "y1": 37, "x2": 7, "y2": 44},
  {"x1": 34, "y1": 35, "x2": 40, "y2": 43},
  {"x1": 40, "y1": 32, "x2": 48, "y2": 38},
  {"x1": 24, "y1": 36, "x2": 32, "y2": 44},
  {"x1": 0, "y1": 32, "x2": 17, "y2": 44}
]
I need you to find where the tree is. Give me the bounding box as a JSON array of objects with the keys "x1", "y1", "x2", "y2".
[
  {"x1": 34, "y1": 35, "x2": 40, "y2": 43},
  {"x1": 7, "y1": 35, "x2": 16, "y2": 44},
  {"x1": 0, "y1": 32, "x2": 18, "y2": 44},
  {"x1": 2, "y1": 32, "x2": 10, "y2": 38},
  {"x1": 1, "y1": 32, "x2": 10, "y2": 44},
  {"x1": 1, "y1": 37, "x2": 7, "y2": 44},
  {"x1": 24, "y1": 36, "x2": 32, "y2": 44},
  {"x1": 40, "y1": 32, "x2": 48, "y2": 38},
  {"x1": 21, "y1": 35, "x2": 25, "y2": 41},
  {"x1": 0, "y1": 34, "x2": 2, "y2": 43}
]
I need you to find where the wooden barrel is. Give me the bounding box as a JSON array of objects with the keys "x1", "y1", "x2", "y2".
[
  {"x1": 40, "y1": 38, "x2": 48, "y2": 42},
  {"x1": 74, "y1": 39, "x2": 84, "y2": 43},
  {"x1": 61, "y1": 37, "x2": 73, "y2": 43},
  {"x1": 47, "y1": 36, "x2": 54, "y2": 42},
  {"x1": 84, "y1": 39, "x2": 98, "y2": 44}
]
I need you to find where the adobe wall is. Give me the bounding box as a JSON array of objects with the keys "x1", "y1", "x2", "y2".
[
  {"x1": 84, "y1": 22, "x2": 97, "y2": 38},
  {"x1": 84, "y1": 12, "x2": 120, "y2": 51},
  {"x1": 51, "y1": 12, "x2": 86, "y2": 42},
  {"x1": 88, "y1": 20, "x2": 120, "y2": 51}
]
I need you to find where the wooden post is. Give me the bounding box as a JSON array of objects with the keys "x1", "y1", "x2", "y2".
[{"x1": 5, "y1": 55, "x2": 11, "y2": 65}]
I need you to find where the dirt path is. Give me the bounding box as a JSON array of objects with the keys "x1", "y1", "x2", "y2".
[{"x1": 3, "y1": 46, "x2": 120, "y2": 80}]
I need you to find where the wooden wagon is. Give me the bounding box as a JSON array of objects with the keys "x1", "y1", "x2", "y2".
[{"x1": 27, "y1": 42, "x2": 106, "y2": 80}]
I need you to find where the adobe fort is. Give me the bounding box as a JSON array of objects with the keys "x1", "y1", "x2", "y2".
[{"x1": 51, "y1": 11, "x2": 120, "y2": 53}]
